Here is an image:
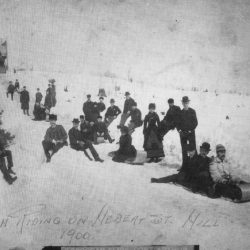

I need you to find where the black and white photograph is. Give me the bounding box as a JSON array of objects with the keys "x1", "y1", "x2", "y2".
[{"x1": 0, "y1": 0, "x2": 250, "y2": 249}]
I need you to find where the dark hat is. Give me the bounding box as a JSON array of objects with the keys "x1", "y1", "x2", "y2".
[
  {"x1": 87, "y1": 94, "x2": 91, "y2": 98},
  {"x1": 148, "y1": 103, "x2": 156, "y2": 109},
  {"x1": 72, "y1": 118, "x2": 80, "y2": 123},
  {"x1": 120, "y1": 126, "x2": 129, "y2": 134},
  {"x1": 99, "y1": 96, "x2": 104, "y2": 100},
  {"x1": 187, "y1": 143, "x2": 196, "y2": 152},
  {"x1": 97, "y1": 115, "x2": 102, "y2": 119},
  {"x1": 37, "y1": 88, "x2": 40, "y2": 91},
  {"x1": 49, "y1": 114, "x2": 57, "y2": 121},
  {"x1": 110, "y1": 98, "x2": 115, "y2": 103},
  {"x1": 48, "y1": 79, "x2": 56, "y2": 83},
  {"x1": 200, "y1": 142, "x2": 211, "y2": 151},
  {"x1": 125, "y1": 91, "x2": 130, "y2": 96},
  {"x1": 23, "y1": 86, "x2": 26, "y2": 88},
  {"x1": 182, "y1": 96, "x2": 190, "y2": 103},
  {"x1": 168, "y1": 98, "x2": 174, "y2": 104},
  {"x1": 79, "y1": 115, "x2": 84, "y2": 119},
  {"x1": 216, "y1": 144, "x2": 226, "y2": 152}
]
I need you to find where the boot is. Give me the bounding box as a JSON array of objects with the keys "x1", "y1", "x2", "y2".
[
  {"x1": 151, "y1": 178, "x2": 158, "y2": 183},
  {"x1": 95, "y1": 157, "x2": 104, "y2": 163}
]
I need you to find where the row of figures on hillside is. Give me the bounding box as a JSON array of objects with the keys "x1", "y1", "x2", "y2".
[{"x1": 6, "y1": 79, "x2": 56, "y2": 117}]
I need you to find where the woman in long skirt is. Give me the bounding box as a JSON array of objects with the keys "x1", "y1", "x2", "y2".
[{"x1": 143, "y1": 103, "x2": 165, "y2": 163}]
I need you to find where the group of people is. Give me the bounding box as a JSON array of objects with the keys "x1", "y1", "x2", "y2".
[{"x1": 2, "y1": 82, "x2": 248, "y2": 201}]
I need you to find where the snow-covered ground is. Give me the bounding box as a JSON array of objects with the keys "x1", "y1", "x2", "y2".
[
  {"x1": 0, "y1": 71, "x2": 250, "y2": 250},
  {"x1": 1, "y1": 0, "x2": 250, "y2": 249}
]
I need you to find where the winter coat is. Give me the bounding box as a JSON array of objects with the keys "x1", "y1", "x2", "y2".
[
  {"x1": 209, "y1": 157, "x2": 241, "y2": 184},
  {"x1": 116, "y1": 134, "x2": 136, "y2": 157},
  {"x1": 97, "y1": 102, "x2": 106, "y2": 113},
  {"x1": 44, "y1": 93, "x2": 53, "y2": 109},
  {"x1": 68, "y1": 127, "x2": 85, "y2": 149},
  {"x1": 20, "y1": 90, "x2": 30, "y2": 109},
  {"x1": 93, "y1": 121, "x2": 108, "y2": 133},
  {"x1": 143, "y1": 112, "x2": 160, "y2": 135},
  {"x1": 33, "y1": 104, "x2": 46, "y2": 120},
  {"x1": 163, "y1": 105, "x2": 181, "y2": 129},
  {"x1": 35, "y1": 92, "x2": 43, "y2": 103},
  {"x1": 105, "y1": 105, "x2": 121, "y2": 119},
  {"x1": 7, "y1": 84, "x2": 15, "y2": 93},
  {"x1": 123, "y1": 98, "x2": 136, "y2": 114},
  {"x1": 130, "y1": 108, "x2": 143, "y2": 127},
  {"x1": 176, "y1": 108, "x2": 198, "y2": 132},
  {"x1": 83, "y1": 101, "x2": 94, "y2": 121},
  {"x1": 44, "y1": 125, "x2": 68, "y2": 142},
  {"x1": 80, "y1": 122, "x2": 93, "y2": 141}
]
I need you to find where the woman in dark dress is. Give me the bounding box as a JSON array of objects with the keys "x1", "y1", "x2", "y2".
[
  {"x1": 112, "y1": 126, "x2": 137, "y2": 163},
  {"x1": 143, "y1": 103, "x2": 165, "y2": 163}
]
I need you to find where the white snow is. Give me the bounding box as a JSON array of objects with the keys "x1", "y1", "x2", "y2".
[{"x1": 1, "y1": 0, "x2": 250, "y2": 249}]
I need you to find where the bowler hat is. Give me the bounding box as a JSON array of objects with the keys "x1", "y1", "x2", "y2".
[
  {"x1": 148, "y1": 103, "x2": 156, "y2": 109},
  {"x1": 72, "y1": 118, "x2": 80, "y2": 123},
  {"x1": 110, "y1": 98, "x2": 115, "y2": 103},
  {"x1": 49, "y1": 114, "x2": 57, "y2": 121},
  {"x1": 87, "y1": 94, "x2": 91, "y2": 98},
  {"x1": 125, "y1": 91, "x2": 130, "y2": 96},
  {"x1": 182, "y1": 96, "x2": 190, "y2": 103},
  {"x1": 216, "y1": 144, "x2": 226, "y2": 152},
  {"x1": 168, "y1": 98, "x2": 174, "y2": 104},
  {"x1": 200, "y1": 142, "x2": 211, "y2": 151}
]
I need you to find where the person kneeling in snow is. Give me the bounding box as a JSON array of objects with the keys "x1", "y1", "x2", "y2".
[
  {"x1": 68, "y1": 118, "x2": 104, "y2": 162},
  {"x1": 93, "y1": 116, "x2": 114, "y2": 145},
  {"x1": 209, "y1": 144, "x2": 243, "y2": 201},
  {"x1": 112, "y1": 126, "x2": 137, "y2": 163},
  {"x1": 42, "y1": 114, "x2": 68, "y2": 163}
]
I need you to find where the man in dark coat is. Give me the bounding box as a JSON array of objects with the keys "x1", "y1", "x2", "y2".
[
  {"x1": 93, "y1": 116, "x2": 114, "y2": 144},
  {"x1": 80, "y1": 115, "x2": 94, "y2": 141},
  {"x1": 68, "y1": 118, "x2": 104, "y2": 162},
  {"x1": 97, "y1": 97, "x2": 106, "y2": 113},
  {"x1": 0, "y1": 139, "x2": 17, "y2": 184},
  {"x1": 127, "y1": 102, "x2": 143, "y2": 134},
  {"x1": 159, "y1": 98, "x2": 181, "y2": 138},
  {"x1": 20, "y1": 86, "x2": 30, "y2": 115},
  {"x1": 83, "y1": 94, "x2": 94, "y2": 122},
  {"x1": 51, "y1": 81, "x2": 56, "y2": 107},
  {"x1": 42, "y1": 114, "x2": 68, "y2": 162},
  {"x1": 44, "y1": 84, "x2": 53, "y2": 110},
  {"x1": 33, "y1": 103, "x2": 46, "y2": 121},
  {"x1": 176, "y1": 96, "x2": 198, "y2": 166},
  {"x1": 90, "y1": 102, "x2": 100, "y2": 123},
  {"x1": 35, "y1": 88, "x2": 43, "y2": 104},
  {"x1": 112, "y1": 126, "x2": 137, "y2": 163},
  {"x1": 118, "y1": 92, "x2": 136, "y2": 128},
  {"x1": 7, "y1": 81, "x2": 15, "y2": 101},
  {"x1": 14, "y1": 79, "x2": 20, "y2": 91},
  {"x1": 104, "y1": 99, "x2": 121, "y2": 127}
]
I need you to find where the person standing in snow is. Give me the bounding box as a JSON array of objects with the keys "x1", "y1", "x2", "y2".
[
  {"x1": 111, "y1": 126, "x2": 137, "y2": 163},
  {"x1": 42, "y1": 114, "x2": 68, "y2": 162},
  {"x1": 0, "y1": 139, "x2": 17, "y2": 184},
  {"x1": 14, "y1": 79, "x2": 20, "y2": 91},
  {"x1": 127, "y1": 102, "x2": 143, "y2": 135},
  {"x1": 6, "y1": 81, "x2": 15, "y2": 101},
  {"x1": 20, "y1": 86, "x2": 30, "y2": 115},
  {"x1": 159, "y1": 98, "x2": 181, "y2": 138},
  {"x1": 176, "y1": 96, "x2": 198, "y2": 166},
  {"x1": 44, "y1": 84, "x2": 53, "y2": 110},
  {"x1": 209, "y1": 144, "x2": 244, "y2": 200},
  {"x1": 51, "y1": 81, "x2": 56, "y2": 107},
  {"x1": 143, "y1": 103, "x2": 165, "y2": 163},
  {"x1": 104, "y1": 99, "x2": 121, "y2": 127},
  {"x1": 118, "y1": 92, "x2": 136, "y2": 128},
  {"x1": 83, "y1": 94, "x2": 94, "y2": 122},
  {"x1": 97, "y1": 96, "x2": 106, "y2": 113},
  {"x1": 68, "y1": 118, "x2": 104, "y2": 162},
  {"x1": 93, "y1": 115, "x2": 114, "y2": 145},
  {"x1": 35, "y1": 88, "x2": 43, "y2": 104}
]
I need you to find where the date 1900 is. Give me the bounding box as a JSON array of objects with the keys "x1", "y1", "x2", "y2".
[{"x1": 60, "y1": 228, "x2": 92, "y2": 244}]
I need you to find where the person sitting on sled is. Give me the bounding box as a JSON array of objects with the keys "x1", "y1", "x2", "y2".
[
  {"x1": 112, "y1": 126, "x2": 137, "y2": 163},
  {"x1": 42, "y1": 114, "x2": 68, "y2": 162},
  {"x1": 68, "y1": 118, "x2": 104, "y2": 162}
]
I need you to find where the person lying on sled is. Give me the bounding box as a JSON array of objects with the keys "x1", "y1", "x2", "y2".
[{"x1": 112, "y1": 126, "x2": 137, "y2": 163}]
